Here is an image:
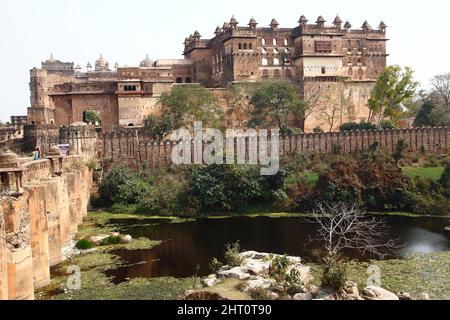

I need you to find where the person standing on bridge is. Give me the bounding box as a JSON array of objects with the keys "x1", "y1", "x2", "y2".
[{"x1": 33, "y1": 146, "x2": 41, "y2": 160}]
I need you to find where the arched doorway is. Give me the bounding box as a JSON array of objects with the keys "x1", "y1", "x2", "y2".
[{"x1": 83, "y1": 110, "x2": 102, "y2": 127}]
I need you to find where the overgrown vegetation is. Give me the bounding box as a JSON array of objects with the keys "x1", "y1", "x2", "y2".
[{"x1": 224, "y1": 241, "x2": 244, "y2": 268}]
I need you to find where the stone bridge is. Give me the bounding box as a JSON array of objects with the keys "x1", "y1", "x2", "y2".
[{"x1": 0, "y1": 148, "x2": 92, "y2": 300}]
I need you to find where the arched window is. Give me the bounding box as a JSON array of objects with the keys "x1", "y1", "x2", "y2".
[
  {"x1": 284, "y1": 38, "x2": 288, "y2": 46},
  {"x1": 262, "y1": 58, "x2": 268, "y2": 66},
  {"x1": 176, "y1": 77, "x2": 183, "y2": 83},
  {"x1": 285, "y1": 69, "x2": 292, "y2": 78},
  {"x1": 274, "y1": 69, "x2": 281, "y2": 78},
  {"x1": 358, "y1": 68, "x2": 363, "y2": 78},
  {"x1": 262, "y1": 47, "x2": 267, "y2": 54},
  {"x1": 273, "y1": 57, "x2": 280, "y2": 66},
  {"x1": 273, "y1": 38, "x2": 277, "y2": 46},
  {"x1": 348, "y1": 67, "x2": 353, "y2": 76},
  {"x1": 186, "y1": 77, "x2": 192, "y2": 83},
  {"x1": 273, "y1": 48, "x2": 278, "y2": 54},
  {"x1": 243, "y1": 43, "x2": 248, "y2": 50},
  {"x1": 262, "y1": 38, "x2": 266, "y2": 45},
  {"x1": 238, "y1": 43, "x2": 242, "y2": 50},
  {"x1": 249, "y1": 43, "x2": 253, "y2": 50},
  {"x1": 262, "y1": 69, "x2": 269, "y2": 79}
]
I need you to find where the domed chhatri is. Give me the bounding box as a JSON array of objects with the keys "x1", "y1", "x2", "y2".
[
  {"x1": 140, "y1": 54, "x2": 153, "y2": 68},
  {"x1": 0, "y1": 150, "x2": 20, "y2": 168},
  {"x1": 47, "y1": 145, "x2": 62, "y2": 157},
  {"x1": 45, "y1": 54, "x2": 56, "y2": 63},
  {"x1": 229, "y1": 15, "x2": 238, "y2": 28},
  {"x1": 95, "y1": 54, "x2": 110, "y2": 72}
]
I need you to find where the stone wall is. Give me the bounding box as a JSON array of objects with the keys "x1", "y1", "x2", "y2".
[
  {"x1": 98, "y1": 127, "x2": 450, "y2": 168},
  {"x1": 0, "y1": 155, "x2": 92, "y2": 300}
]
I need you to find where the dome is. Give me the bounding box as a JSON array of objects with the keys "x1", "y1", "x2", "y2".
[
  {"x1": 316, "y1": 16, "x2": 326, "y2": 23},
  {"x1": 344, "y1": 21, "x2": 352, "y2": 29},
  {"x1": 214, "y1": 26, "x2": 222, "y2": 35},
  {"x1": 362, "y1": 21, "x2": 371, "y2": 30},
  {"x1": 334, "y1": 15, "x2": 342, "y2": 25},
  {"x1": 45, "y1": 54, "x2": 56, "y2": 63},
  {"x1": 249, "y1": 17, "x2": 257, "y2": 25},
  {"x1": 95, "y1": 54, "x2": 110, "y2": 72},
  {"x1": 229, "y1": 15, "x2": 238, "y2": 27},
  {"x1": 0, "y1": 150, "x2": 19, "y2": 168},
  {"x1": 47, "y1": 145, "x2": 61, "y2": 157},
  {"x1": 193, "y1": 30, "x2": 201, "y2": 38},
  {"x1": 140, "y1": 54, "x2": 153, "y2": 68},
  {"x1": 270, "y1": 18, "x2": 279, "y2": 27}
]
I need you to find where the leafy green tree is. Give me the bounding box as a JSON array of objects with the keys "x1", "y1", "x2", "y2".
[
  {"x1": 83, "y1": 110, "x2": 101, "y2": 126},
  {"x1": 248, "y1": 82, "x2": 304, "y2": 134},
  {"x1": 413, "y1": 100, "x2": 437, "y2": 127},
  {"x1": 144, "y1": 85, "x2": 223, "y2": 139},
  {"x1": 368, "y1": 66, "x2": 418, "y2": 126}
]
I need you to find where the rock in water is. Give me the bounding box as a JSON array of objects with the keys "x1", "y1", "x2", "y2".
[{"x1": 362, "y1": 286, "x2": 399, "y2": 300}]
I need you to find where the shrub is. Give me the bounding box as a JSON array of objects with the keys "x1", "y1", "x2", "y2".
[
  {"x1": 137, "y1": 174, "x2": 187, "y2": 216},
  {"x1": 99, "y1": 165, "x2": 149, "y2": 205},
  {"x1": 313, "y1": 127, "x2": 324, "y2": 133},
  {"x1": 76, "y1": 239, "x2": 95, "y2": 250},
  {"x1": 209, "y1": 258, "x2": 224, "y2": 273},
  {"x1": 321, "y1": 258, "x2": 348, "y2": 290},
  {"x1": 99, "y1": 236, "x2": 122, "y2": 246},
  {"x1": 269, "y1": 255, "x2": 303, "y2": 295},
  {"x1": 439, "y1": 162, "x2": 450, "y2": 190},
  {"x1": 224, "y1": 241, "x2": 243, "y2": 268},
  {"x1": 187, "y1": 164, "x2": 287, "y2": 212},
  {"x1": 340, "y1": 122, "x2": 376, "y2": 132}
]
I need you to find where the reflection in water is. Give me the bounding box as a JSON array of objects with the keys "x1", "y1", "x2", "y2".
[{"x1": 104, "y1": 216, "x2": 450, "y2": 284}]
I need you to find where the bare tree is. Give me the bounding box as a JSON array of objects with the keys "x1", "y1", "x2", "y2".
[
  {"x1": 309, "y1": 202, "x2": 398, "y2": 259},
  {"x1": 303, "y1": 82, "x2": 324, "y2": 123},
  {"x1": 431, "y1": 73, "x2": 450, "y2": 107}
]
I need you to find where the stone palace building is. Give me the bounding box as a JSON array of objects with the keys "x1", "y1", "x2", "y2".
[{"x1": 27, "y1": 15, "x2": 388, "y2": 132}]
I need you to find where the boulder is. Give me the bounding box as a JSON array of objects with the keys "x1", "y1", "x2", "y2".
[
  {"x1": 362, "y1": 286, "x2": 399, "y2": 300},
  {"x1": 217, "y1": 267, "x2": 251, "y2": 280},
  {"x1": 418, "y1": 293, "x2": 430, "y2": 300},
  {"x1": 239, "y1": 251, "x2": 270, "y2": 260},
  {"x1": 203, "y1": 274, "x2": 221, "y2": 287},
  {"x1": 243, "y1": 277, "x2": 275, "y2": 292},
  {"x1": 242, "y1": 259, "x2": 270, "y2": 276},
  {"x1": 121, "y1": 235, "x2": 132, "y2": 243},
  {"x1": 309, "y1": 285, "x2": 320, "y2": 297},
  {"x1": 293, "y1": 293, "x2": 313, "y2": 300},
  {"x1": 341, "y1": 281, "x2": 360, "y2": 300},
  {"x1": 397, "y1": 292, "x2": 412, "y2": 300},
  {"x1": 89, "y1": 235, "x2": 110, "y2": 245}
]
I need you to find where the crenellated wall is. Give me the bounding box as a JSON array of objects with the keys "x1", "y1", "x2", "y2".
[
  {"x1": 0, "y1": 155, "x2": 92, "y2": 300},
  {"x1": 98, "y1": 127, "x2": 450, "y2": 168}
]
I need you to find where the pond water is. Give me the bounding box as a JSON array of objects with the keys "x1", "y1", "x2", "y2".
[{"x1": 104, "y1": 215, "x2": 450, "y2": 284}]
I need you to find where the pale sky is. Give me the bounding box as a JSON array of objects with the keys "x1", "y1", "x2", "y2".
[{"x1": 1, "y1": 0, "x2": 449, "y2": 122}]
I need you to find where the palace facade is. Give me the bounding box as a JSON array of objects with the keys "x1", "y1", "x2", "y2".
[{"x1": 27, "y1": 15, "x2": 388, "y2": 132}]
